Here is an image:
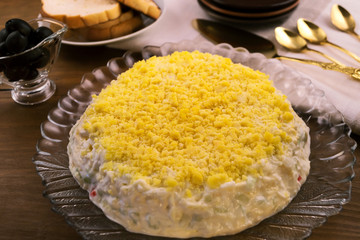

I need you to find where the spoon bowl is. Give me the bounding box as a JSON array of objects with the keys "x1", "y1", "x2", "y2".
[
  {"x1": 297, "y1": 18, "x2": 327, "y2": 43},
  {"x1": 297, "y1": 18, "x2": 360, "y2": 63},
  {"x1": 192, "y1": 19, "x2": 360, "y2": 80},
  {"x1": 274, "y1": 27, "x2": 307, "y2": 52},
  {"x1": 331, "y1": 4, "x2": 360, "y2": 39},
  {"x1": 275, "y1": 26, "x2": 343, "y2": 65}
]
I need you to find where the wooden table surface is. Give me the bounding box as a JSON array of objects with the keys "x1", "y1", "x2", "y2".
[{"x1": 0, "y1": 1, "x2": 359, "y2": 240}]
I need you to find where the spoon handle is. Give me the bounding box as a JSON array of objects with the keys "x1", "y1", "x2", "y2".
[
  {"x1": 326, "y1": 41, "x2": 360, "y2": 63},
  {"x1": 306, "y1": 47, "x2": 345, "y2": 66},
  {"x1": 276, "y1": 55, "x2": 360, "y2": 80},
  {"x1": 349, "y1": 30, "x2": 360, "y2": 40}
]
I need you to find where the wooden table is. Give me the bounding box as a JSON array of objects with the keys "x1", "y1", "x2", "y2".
[{"x1": 0, "y1": 1, "x2": 359, "y2": 239}]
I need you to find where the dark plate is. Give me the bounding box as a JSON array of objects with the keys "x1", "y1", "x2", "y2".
[
  {"x1": 197, "y1": 0, "x2": 298, "y2": 23},
  {"x1": 209, "y1": 0, "x2": 299, "y2": 13},
  {"x1": 199, "y1": 0, "x2": 299, "y2": 18}
]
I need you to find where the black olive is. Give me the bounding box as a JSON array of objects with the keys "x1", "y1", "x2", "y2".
[
  {"x1": 30, "y1": 47, "x2": 50, "y2": 68},
  {"x1": 0, "y1": 42, "x2": 8, "y2": 56},
  {"x1": 27, "y1": 32, "x2": 38, "y2": 47},
  {"x1": 4, "y1": 65, "x2": 30, "y2": 82},
  {"x1": 33, "y1": 26, "x2": 53, "y2": 44},
  {"x1": 0, "y1": 28, "x2": 8, "y2": 43},
  {"x1": 5, "y1": 18, "x2": 34, "y2": 36},
  {"x1": 22, "y1": 47, "x2": 42, "y2": 63},
  {"x1": 26, "y1": 41, "x2": 37, "y2": 50},
  {"x1": 5, "y1": 31, "x2": 28, "y2": 54},
  {"x1": 24, "y1": 68, "x2": 39, "y2": 80},
  {"x1": 0, "y1": 64, "x2": 5, "y2": 72}
]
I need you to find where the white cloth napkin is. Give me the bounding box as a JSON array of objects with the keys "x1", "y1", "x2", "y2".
[
  {"x1": 274, "y1": 0, "x2": 360, "y2": 135},
  {"x1": 110, "y1": 0, "x2": 360, "y2": 134}
]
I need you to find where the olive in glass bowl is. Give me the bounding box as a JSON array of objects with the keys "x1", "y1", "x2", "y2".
[{"x1": 0, "y1": 17, "x2": 67, "y2": 105}]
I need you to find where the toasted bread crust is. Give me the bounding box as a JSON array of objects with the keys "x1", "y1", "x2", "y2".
[
  {"x1": 87, "y1": 9, "x2": 134, "y2": 30},
  {"x1": 87, "y1": 14, "x2": 143, "y2": 41},
  {"x1": 66, "y1": 11, "x2": 142, "y2": 41},
  {"x1": 118, "y1": 0, "x2": 161, "y2": 19},
  {"x1": 41, "y1": 0, "x2": 121, "y2": 29}
]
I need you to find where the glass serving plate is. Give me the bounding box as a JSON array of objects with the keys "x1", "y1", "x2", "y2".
[{"x1": 33, "y1": 40, "x2": 356, "y2": 240}]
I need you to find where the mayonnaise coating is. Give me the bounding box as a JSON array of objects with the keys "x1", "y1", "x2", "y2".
[{"x1": 68, "y1": 51, "x2": 310, "y2": 238}]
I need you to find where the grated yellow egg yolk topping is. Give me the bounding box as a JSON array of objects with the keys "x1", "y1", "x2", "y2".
[{"x1": 82, "y1": 51, "x2": 295, "y2": 191}]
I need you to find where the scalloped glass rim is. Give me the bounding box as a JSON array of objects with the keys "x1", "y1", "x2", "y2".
[{"x1": 33, "y1": 40, "x2": 357, "y2": 240}]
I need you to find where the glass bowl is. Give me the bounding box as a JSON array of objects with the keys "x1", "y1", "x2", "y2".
[
  {"x1": 33, "y1": 40, "x2": 356, "y2": 240},
  {"x1": 0, "y1": 17, "x2": 67, "y2": 105}
]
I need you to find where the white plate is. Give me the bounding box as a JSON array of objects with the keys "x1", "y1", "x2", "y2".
[{"x1": 61, "y1": 0, "x2": 165, "y2": 47}]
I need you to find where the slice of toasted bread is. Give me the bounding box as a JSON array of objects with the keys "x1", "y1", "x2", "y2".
[
  {"x1": 87, "y1": 11, "x2": 143, "y2": 41},
  {"x1": 41, "y1": 0, "x2": 121, "y2": 29},
  {"x1": 118, "y1": 0, "x2": 161, "y2": 19},
  {"x1": 67, "y1": 10, "x2": 143, "y2": 41},
  {"x1": 87, "y1": 8, "x2": 135, "y2": 30}
]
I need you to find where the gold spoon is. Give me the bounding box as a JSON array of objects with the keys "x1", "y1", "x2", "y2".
[
  {"x1": 274, "y1": 26, "x2": 344, "y2": 65},
  {"x1": 193, "y1": 19, "x2": 360, "y2": 80},
  {"x1": 273, "y1": 27, "x2": 360, "y2": 80},
  {"x1": 297, "y1": 18, "x2": 360, "y2": 63},
  {"x1": 331, "y1": 4, "x2": 360, "y2": 40}
]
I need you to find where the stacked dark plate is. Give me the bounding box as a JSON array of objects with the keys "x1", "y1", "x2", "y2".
[{"x1": 198, "y1": 0, "x2": 300, "y2": 23}]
